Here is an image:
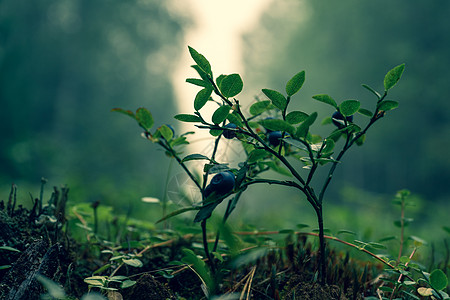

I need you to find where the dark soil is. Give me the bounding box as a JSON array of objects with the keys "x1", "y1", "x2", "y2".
[{"x1": 0, "y1": 186, "x2": 383, "y2": 300}]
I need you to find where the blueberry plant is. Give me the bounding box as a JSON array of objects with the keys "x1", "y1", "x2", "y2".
[{"x1": 113, "y1": 46, "x2": 405, "y2": 285}]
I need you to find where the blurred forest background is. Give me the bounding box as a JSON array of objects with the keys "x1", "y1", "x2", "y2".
[{"x1": 1, "y1": 1, "x2": 449, "y2": 241}]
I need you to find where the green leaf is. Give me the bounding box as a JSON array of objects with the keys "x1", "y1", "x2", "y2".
[
  {"x1": 158, "y1": 125, "x2": 173, "y2": 140},
  {"x1": 36, "y1": 275, "x2": 66, "y2": 299},
  {"x1": 111, "y1": 108, "x2": 135, "y2": 120},
  {"x1": 322, "y1": 139, "x2": 335, "y2": 155},
  {"x1": 367, "y1": 242, "x2": 387, "y2": 250},
  {"x1": 0, "y1": 246, "x2": 21, "y2": 252},
  {"x1": 286, "y1": 111, "x2": 309, "y2": 124},
  {"x1": 121, "y1": 280, "x2": 136, "y2": 289},
  {"x1": 295, "y1": 112, "x2": 318, "y2": 139},
  {"x1": 174, "y1": 114, "x2": 201, "y2": 123},
  {"x1": 321, "y1": 116, "x2": 332, "y2": 125},
  {"x1": 361, "y1": 84, "x2": 381, "y2": 99},
  {"x1": 227, "y1": 112, "x2": 244, "y2": 127},
  {"x1": 83, "y1": 277, "x2": 105, "y2": 287},
  {"x1": 182, "y1": 153, "x2": 210, "y2": 163},
  {"x1": 355, "y1": 134, "x2": 366, "y2": 146},
  {"x1": 212, "y1": 105, "x2": 231, "y2": 124},
  {"x1": 377, "y1": 100, "x2": 399, "y2": 111},
  {"x1": 135, "y1": 107, "x2": 154, "y2": 131},
  {"x1": 81, "y1": 293, "x2": 108, "y2": 300},
  {"x1": 258, "y1": 118, "x2": 295, "y2": 135},
  {"x1": 337, "y1": 229, "x2": 356, "y2": 235},
  {"x1": 92, "y1": 264, "x2": 112, "y2": 275},
  {"x1": 384, "y1": 63, "x2": 405, "y2": 91},
  {"x1": 194, "y1": 202, "x2": 220, "y2": 222},
  {"x1": 430, "y1": 269, "x2": 448, "y2": 291},
  {"x1": 286, "y1": 70, "x2": 305, "y2": 96},
  {"x1": 219, "y1": 74, "x2": 243, "y2": 98},
  {"x1": 339, "y1": 100, "x2": 360, "y2": 116},
  {"x1": 216, "y1": 74, "x2": 226, "y2": 87},
  {"x1": 209, "y1": 129, "x2": 223, "y2": 136},
  {"x1": 181, "y1": 248, "x2": 213, "y2": 290},
  {"x1": 249, "y1": 100, "x2": 272, "y2": 115},
  {"x1": 283, "y1": 138, "x2": 308, "y2": 151},
  {"x1": 122, "y1": 258, "x2": 143, "y2": 268},
  {"x1": 312, "y1": 94, "x2": 338, "y2": 108},
  {"x1": 262, "y1": 89, "x2": 287, "y2": 110},
  {"x1": 156, "y1": 207, "x2": 200, "y2": 224},
  {"x1": 248, "y1": 149, "x2": 270, "y2": 163},
  {"x1": 191, "y1": 64, "x2": 210, "y2": 82},
  {"x1": 358, "y1": 108, "x2": 373, "y2": 117},
  {"x1": 262, "y1": 161, "x2": 292, "y2": 176},
  {"x1": 188, "y1": 46, "x2": 212, "y2": 76},
  {"x1": 186, "y1": 78, "x2": 210, "y2": 88},
  {"x1": 194, "y1": 88, "x2": 213, "y2": 111}
]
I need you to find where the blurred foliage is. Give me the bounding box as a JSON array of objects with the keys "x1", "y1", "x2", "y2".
[
  {"x1": 0, "y1": 0, "x2": 188, "y2": 211},
  {"x1": 243, "y1": 0, "x2": 450, "y2": 202}
]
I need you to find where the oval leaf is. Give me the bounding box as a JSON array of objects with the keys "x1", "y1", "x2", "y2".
[
  {"x1": 339, "y1": 100, "x2": 360, "y2": 116},
  {"x1": 220, "y1": 74, "x2": 243, "y2": 98},
  {"x1": 295, "y1": 112, "x2": 318, "y2": 139},
  {"x1": 188, "y1": 46, "x2": 212, "y2": 76},
  {"x1": 182, "y1": 153, "x2": 210, "y2": 163},
  {"x1": 122, "y1": 258, "x2": 143, "y2": 268},
  {"x1": 174, "y1": 114, "x2": 201, "y2": 123},
  {"x1": 259, "y1": 118, "x2": 295, "y2": 135},
  {"x1": 286, "y1": 111, "x2": 309, "y2": 124},
  {"x1": 186, "y1": 78, "x2": 210, "y2": 88},
  {"x1": 312, "y1": 94, "x2": 338, "y2": 108},
  {"x1": 384, "y1": 63, "x2": 405, "y2": 91},
  {"x1": 286, "y1": 70, "x2": 305, "y2": 96},
  {"x1": 194, "y1": 88, "x2": 213, "y2": 111},
  {"x1": 262, "y1": 89, "x2": 287, "y2": 110},
  {"x1": 377, "y1": 100, "x2": 399, "y2": 111},
  {"x1": 248, "y1": 149, "x2": 270, "y2": 163},
  {"x1": 430, "y1": 269, "x2": 448, "y2": 291},
  {"x1": 156, "y1": 207, "x2": 200, "y2": 224},
  {"x1": 135, "y1": 108, "x2": 154, "y2": 131},
  {"x1": 361, "y1": 84, "x2": 381, "y2": 99},
  {"x1": 358, "y1": 108, "x2": 373, "y2": 117},
  {"x1": 158, "y1": 125, "x2": 173, "y2": 140},
  {"x1": 227, "y1": 113, "x2": 244, "y2": 127},
  {"x1": 249, "y1": 100, "x2": 272, "y2": 115},
  {"x1": 111, "y1": 108, "x2": 136, "y2": 120},
  {"x1": 212, "y1": 105, "x2": 231, "y2": 124}
]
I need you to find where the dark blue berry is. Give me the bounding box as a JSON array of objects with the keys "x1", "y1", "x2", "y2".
[
  {"x1": 332, "y1": 111, "x2": 353, "y2": 128},
  {"x1": 204, "y1": 171, "x2": 235, "y2": 198},
  {"x1": 268, "y1": 131, "x2": 283, "y2": 146},
  {"x1": 223, "y1": 123, "x2": 237, "y2": 139}
]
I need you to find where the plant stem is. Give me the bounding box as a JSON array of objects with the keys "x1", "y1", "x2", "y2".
[
  {"x1": 314, "y1": 203, "x2": 327, "y2": 284},
  {"x1": 397, "y1": 198, "x2": 405, "y2": 264},
  {"x1": 201, "y1": 220, "x2": 215, "y2": 273}
]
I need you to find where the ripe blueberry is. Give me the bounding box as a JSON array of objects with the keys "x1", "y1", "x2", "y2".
[
  {"x1": 268, "y1": 131, "x2": 283, "y2": 146},
  {"x1": 223, "y1": 123, "x2": 237, "y2": 139},
  {"x1": 331, "y1": 111, "x2": 353, "y2": 129},
  {"x1": 204, "y1": 171, "x2": 235, "y2": 198}
]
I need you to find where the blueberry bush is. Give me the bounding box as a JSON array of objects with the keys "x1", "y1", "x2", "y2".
[{"x1": 113, "y1": 46, "x2": 410, "y2": 288}]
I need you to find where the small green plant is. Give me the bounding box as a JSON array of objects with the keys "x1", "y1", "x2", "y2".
[{"x1": 113, "y1": 46, "x2": 405, "y2": 286}]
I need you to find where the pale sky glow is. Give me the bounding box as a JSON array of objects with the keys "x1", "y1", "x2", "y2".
[{"x1": 172, "y1": 0, "x2": 272, "y2": 155}]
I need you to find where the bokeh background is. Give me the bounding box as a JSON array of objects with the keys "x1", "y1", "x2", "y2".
[{"x1": 1, "y1": 0, "x2": 449, "y2": 246}]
